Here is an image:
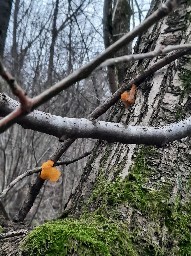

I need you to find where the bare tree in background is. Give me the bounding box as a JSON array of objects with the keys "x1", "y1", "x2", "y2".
[
  {"x1": 103, "y1": 0, "x2": 132, "y2": 93},
  {"x1": 0, "y1": 0, "x2": 13, "y2": 58},
  {"x1": 0, "y1": 0, "x2": 106, "y2": 223}
]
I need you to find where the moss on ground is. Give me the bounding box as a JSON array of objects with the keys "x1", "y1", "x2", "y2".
[{"x1": 21, "y1": 215, "x2": 137, "y2": 256}]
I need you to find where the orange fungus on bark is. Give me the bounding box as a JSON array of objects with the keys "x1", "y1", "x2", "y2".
[
  {"x1": 121, "y1": 84, "x2": 137, "y2": 108},
  {"x1": 40, "y1": 160, "x2": 61, "y2": 182}
]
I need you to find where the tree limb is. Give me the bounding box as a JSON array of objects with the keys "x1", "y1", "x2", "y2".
[
  {"x1": 0, "y1": 151, "x2": 91, "y2": 199},
  {"x1": 1, "y1": 93, "x2": 191, "y2": 146},
  {"x1": 0, "y1": 229, "x2": 28, "y2": 239},
  {"x1": 0, "y1": 59, "x2": 32, "y2": 110},
  {"x1": 0, "y1": 0, "x2": 179, "y2": 132},
  {"x1": 100, "y1": 44, "x2": 191, "y2": 67}
]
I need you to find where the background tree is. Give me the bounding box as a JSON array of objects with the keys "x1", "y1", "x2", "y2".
[
  {"x1": 62, "y1": 1, "x2": 191, "y2": 254},
  {"x1": 0, "y1": 0, "x2": 13, "y2": 227},
  {"x1": 0, "y1": 0, "x2": 106, "y2": 223},
  {"x1": 0, "y1": 0, "x2": 13, "y2": 58},
  {"x1": 103, "y1": 0, "x2": 132, "y2": 93}
]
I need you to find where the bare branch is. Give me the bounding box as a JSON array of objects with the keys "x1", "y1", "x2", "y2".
[
  {"x1": 0, "y1": 0, "x2": 179, "y2": 133},
  {"x1": 13, "y1": 177, "x2": 45, "y2": 222},
  {"x1": 88, "y1": 49, "x2": 191, "y2": 119},
  {"x1": 0, "y1": 167, "x2": 41, "y2": 200},
  {"x1": 1, "y1": 49, "x2": 190, "y2": 135},
  {"x1": 0, "y1": 60, "x2": 32, "y2": 111},
  {"x1": 56, "y1": 151, "x2": 91, "y2": 166},
  {"x1": 100, "y1": 44, "x2": 191, "y2": 67},
  {"x1": 0, "y1": 229, "x2": 28, "y2": 239},
  {"x1": 1, "y1": 95, "x2": 191, "y2": 145},
  {"x1": 0, "y1": 151, "x2": 91, "y2": 199}
]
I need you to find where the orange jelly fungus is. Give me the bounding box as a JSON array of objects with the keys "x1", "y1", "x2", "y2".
[
  {"x1": 121, "y1": 84, "x2": 137, "y2": 108},
  {"x1": 40, "y1": 160, "x2": 61, "y2": 182}
]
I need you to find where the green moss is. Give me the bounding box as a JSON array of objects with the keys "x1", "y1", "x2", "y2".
[
  {"x1": 175, "y1": 105, "x2": 184, "y2": 121},
  {"x1": 90, "y1": 146, "x2": 169, "y2": 218},
  {"x1": 88, "y1": 146, "x2": 191, "y2": 254},
  {"x1": 0, "y1": 225, "x2": 3, "y2": 233},
  {"x1": 21, "y1": 215, "x2": 137, "y2": 256},
  {"x1": 21, "y1": 146, "x2": 191, "y2": 255},
  {"x1": 164, "y1": 196, "x2": 191, "y2": 255},
  {"x1": 176, "y1": 61, "x2": 191, "y2": 119},
  {"x1": 179, "y1": 66, "x2": 191, "y2": 97},
  {"x1": 127, "y1": 148, "x2": 191, "y2": 254}
]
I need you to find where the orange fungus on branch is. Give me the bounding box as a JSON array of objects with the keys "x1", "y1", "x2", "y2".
[
  {"x1": 121, "y1": 84, "x2": 137, "y2": 108},
  {"x1": 40, "y1": 160, "x2": 61, "y2": 182}
]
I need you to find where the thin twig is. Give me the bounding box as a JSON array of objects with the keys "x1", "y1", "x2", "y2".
[
  {"x1": 90, "y1": 49, "x2": 191, "y2": 119},
  {"x1": 0, "y1": 167, "x2": 41, "y2": 200},
  {"x1": 0, "y1": 151, "x2": 91, "y2": 199},
  {"x1": 100, "y1": 44, "x2": 191, "y2": 67},
  {"x1": 0, "y1": 60, "x2": 32, "y2": 111},
  {"x1": 56, "y1": 151, "x2": 91, "y2": 166},
  {"x1": 0, "y1": 229, "x2": 28, "y2": 239}
]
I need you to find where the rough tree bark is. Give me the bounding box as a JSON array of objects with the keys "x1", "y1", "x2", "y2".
[
  {"x1": 61, "y1": 0, "x2": 191, "y2": 254},
  {"x1": 1, "y1": 0, "x2": 191, "y2": 255}
]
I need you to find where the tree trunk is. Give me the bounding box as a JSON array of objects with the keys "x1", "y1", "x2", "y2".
[
  {"x1": 1, "y1": 0, "x2": 191, "y2": 255},
  {"x1": 47, "y1": 0, "x2": 59, "y2": 86},
  {"x1": 0, "y1": 0, "x2": 13, "y2": 58},
  {"x1": 103, "y1": 0, "x2": 132, "y2": 93},
  {"x1": 62, "y1": 0, "x2": 191, "y2": 254},
  {"x1": 0, "y1": 0, "x2": 13, "y2": 231}
]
